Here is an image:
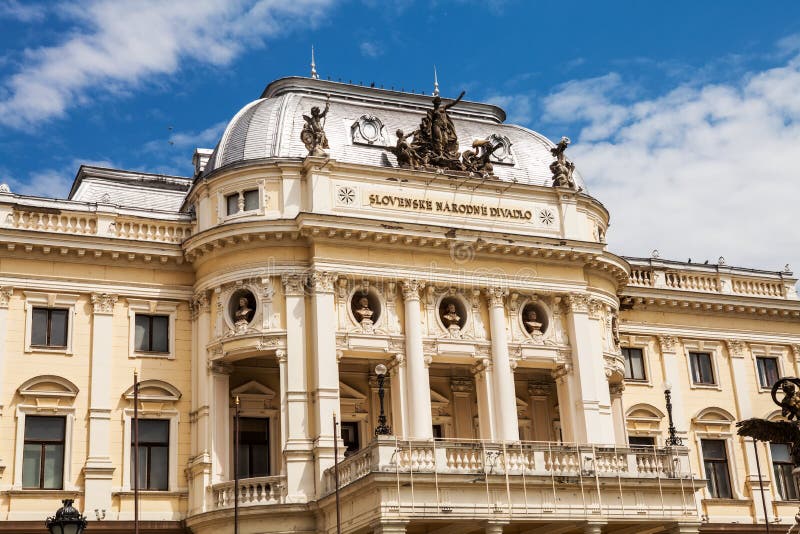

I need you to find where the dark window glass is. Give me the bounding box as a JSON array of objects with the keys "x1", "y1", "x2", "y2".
[
  {"x1": 772, "y1": 443, "x2": 799, "y2": 500},
  {"x1": 134, "y1": 314, "x2": 169, "y2": 353},
  {"x1": 340, "y1": 421, "x2": 360, "y2": 457},
  {"x1": 236, "y1": 417, "x2": 270, "y2": 478},
  {"x1": 226, "y1": 193, "x2": 239, "y2": 215},
  {"x1": 702, "y1": 439, "x2": 732, "y2": 498},
  {"x1": 131, "y1": 419, "x2": 169, "y2": 490},
  {"x1": 757, "y1": 357, "x2": 780, "y2": 389},
  {"x1": 622, "y1": 347, "x2": 646, "y2": 381},
  {"x1": 432, "y1": 424, "x2": 444, "y2": 439},
  {"x1": 690, "y1": 352, "x2": 715, "y2": 385},
  {"x1": 243, "y1": 189, "x2": 259, "y2": 211},
  {"x1": 628, "y1": 435, "x2": 656, "y2": 448},
  {"x1": 31, "y1": 308, "x2": 68, "y2": 348},
  {"x1": 23, "y1": 416, "x2": 65, "y2": 489}
]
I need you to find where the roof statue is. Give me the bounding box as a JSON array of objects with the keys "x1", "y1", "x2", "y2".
[
  {"x1": 550, "y1": 136, "x2": 579, "y2": 190},
  {"x1": 301, "y1": 97, "x2": 330, "y2": 156}
]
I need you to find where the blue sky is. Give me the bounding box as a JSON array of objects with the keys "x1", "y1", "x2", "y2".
[{"x1": 1, "y1": 0, "x2": 799, "y2": 273}]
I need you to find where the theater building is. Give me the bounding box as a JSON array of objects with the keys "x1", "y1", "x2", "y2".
[{"x1": 0, "y1": 76, "x2": 798, "y2": 534}]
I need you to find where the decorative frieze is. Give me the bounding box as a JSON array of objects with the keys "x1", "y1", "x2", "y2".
[
  {"x1": 91, "y1": 292, "x2": 118, "y2": 315},
  {"x1": 0, "y1": 286, "x2": 12, "y2": 308}
]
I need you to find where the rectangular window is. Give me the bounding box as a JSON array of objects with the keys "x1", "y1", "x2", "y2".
[
  {"x1": 702, "y1": 439, "x2": 732, "y2": 498},
  {"x1": 432, "y1": 424, "x2": 444, "y2": 439},
  {"x1": 628, "y1": 435, "x2": 655, "y2": 448},
  {"x1": 690, "y1": 351, "x2": 716, "y2": 385},
  {"x1": 22, "y1": 416, "x2": 65, "y2": 489},
  {"x1": 31, "y1": 307, "x2": 68, "y2": 347},
  {"x1": 243, "y1": 189, "x2": 259, "y2": 211},
  {"x1": 226, "y1": 193, "x2": 239, "y2": 215},
  {"x1": 134, "y1": 314, "x2": 169, "y2": 353},
  {"x1": 622, "y1": 347, "x2": 646, "y2": 381},
  {"x1": 236, "y1": 417, "x2": 270, "y2": 478},
  {"x1": 340, "y1": 421, "x2": 360, "y2": 457},
  {"x1": 131, "y1": 419, "x2": 169, "y2": 490},
  {"x1": 771, "y1": 443, "x2": 799, "y2": 500},
  {"x1": 757, "y1": 357, "x2": 780, "y2": 389}
]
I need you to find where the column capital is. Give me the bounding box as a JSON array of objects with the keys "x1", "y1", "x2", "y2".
[
  {"x1": 609, "y1": 382, "x2": 625, "y2": 397},
  {"x1": 309, "y1": 270, "x2": 337, "y2": 294},
  {"x1": 657, "y1": 335, "x2": 679, "y2": 354},
  {"x1": 451, "y1": 377, "x2": 474, "y2": 393},
  {"x1": 528, "y1": 381, "x2": 552, "y2": 396},
  {"x1": 551, "y1": 362, "x2": 572, "y2": 382},
  {"x1": 485, "y1": 287, "x2": 508, "y2": 308},
  {"x1": 91, "y1": 292, "x2": 118, "y2": 315},
  {"x1": 792, "y1": 344, "x2": 800, "y2": 361},
  {"x1": 588, "y1": 297, "x2": 605, "y2": 320},
  {"x1": 191, "y1": 290, "x2": 210, "y2": 317},
  {"x1": 208, "y1": 360, "x2": 233, "y2": 375},
  {"x1": 401, "y1": 279, "x2": 424, "y2": 300},
  {"x1": 275, "y1": 349, "x2": 287, "y2": 364},
  {"x1": 281, "y1": 273, "x2": 306, "y2": 297},
  {"x1": 0, "y1": 286, "x2": 12, "y2": 308},
  {"x1": 566, "y1": 292, "x2": 591, "y2": 313},
  {"x1": 471, "y1": 357, "x2": 492, "y2": 376},
  {"x1": 726, "y1": 339, "x2": 747, "y2": 359}
]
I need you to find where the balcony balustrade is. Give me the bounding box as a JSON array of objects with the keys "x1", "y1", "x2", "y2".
[{"x1": 210, "y1": 475, "x2": 286, "y2": 510}]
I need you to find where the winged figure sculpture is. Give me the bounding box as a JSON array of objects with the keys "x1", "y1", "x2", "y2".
[{"x1": 736, "y1": 418, "x2": 800, "y2": 465}]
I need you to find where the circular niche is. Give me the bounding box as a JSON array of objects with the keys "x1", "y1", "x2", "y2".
[
  {"x1": 229, "y1": 288, "x2": 257, "y2": 325},
  {"x1": 351, "y1": 288, "x2": 381, "y2": 325},
  {"x1": 521, "y1": 301, "x2": 548, "y2": 336},
  {"x1": 439, "y1": 295, "x2": 467, "y2": 330}
]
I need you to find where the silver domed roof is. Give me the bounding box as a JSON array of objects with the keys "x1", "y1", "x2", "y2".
[{"x1": 203, "y1": 77, "x2": 586, "y2": 190}]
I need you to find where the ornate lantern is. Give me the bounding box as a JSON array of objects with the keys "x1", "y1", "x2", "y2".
[{"x1": 45, "y1": 499, "x2": 88, "y2": 534}]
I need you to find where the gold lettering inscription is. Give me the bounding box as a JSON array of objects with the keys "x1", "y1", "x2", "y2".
[{"x1": 367, "y1": 193, "x2": 532, "y2": 221}]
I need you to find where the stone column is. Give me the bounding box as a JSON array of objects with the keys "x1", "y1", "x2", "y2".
[
  {"x1": 210, "y1": 361, "x2": 232, "y2": 483},
  {"x1": 0, "y1": 287, "x2": 12, "y2": 472},
  {"x1": 609, "y1": 383, "x2": 627, "y2": 445},
  {"x1": 388, "y1": 354, "x2": 408, "y2": 438},
  {"x1": 727, "y1": 340, "x2": 773, "y2": 517},
  {"x1": 552, "y1": 362, "x2": 575, "y2": 442},
  {"x1": 84, "y1": 293, "x2": 118, "y2": 514},
  {"x1": 310, "y1": 270, "x2": 340, "y2": 491},
  {"x1": 473, "y1": 358, "x2": 496, "y2": 440},
  {"x1": 658, "y1": 336, "x2": 687, "y2": 438},
  {"x1": 402, "y1": 280, "x2": 433, "y2": 439},
  {"x1": 451, "y1": 377, "x2": 475, "y2": 439},
  {"x1": 486, "y1": 288, "x2": 519, "y2": 442},
  {"x1": 562, "y1": 293, "x2": 615, "y2": 444},
  {"x1": 189, "y1": 291, "x2": 212, "y2": 513},
  {"x1": 281, "y1": 273, "x2": 314, "y2": 501}
]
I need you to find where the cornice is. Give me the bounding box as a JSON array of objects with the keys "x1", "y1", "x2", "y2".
[
  {"x1": 0, "y1": 274, "x2": 193, "y2": 301},
  {"x1": 620, "y1": 290, "x2": 800, "y2": 321},
  {"x1": 620, "y1": 322, "x2": 800, "y2": 346}
]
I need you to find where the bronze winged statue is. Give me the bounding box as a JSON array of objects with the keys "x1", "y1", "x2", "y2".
[{"x1": 736, "y1": 418, "x2": 800, "y2": 464}]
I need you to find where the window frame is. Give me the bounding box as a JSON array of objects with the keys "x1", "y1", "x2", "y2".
[
  {"x1": 755, "y1": 356, "x2": 780, "y2": 390},
  {"x1": 14, "y1": 405, "x2": 76, "y2": 491},
  {"x1": 751, "y1": 345, "x2": 786, "y2": 392},
  {"x1": 690, "y1": 351, "x2": 716, "y2": 385},
  {"x1": 770, "y1": 442, "x2": 800, "y2": 501},
  {"x1": 235, "y1": 416, "x2": 271, "y2": 478},
  {"x1": 30, "y1": 307, "x2": 69, "y2": 348},
  {"x1": 622, "y1": 346, "x2": 647, "y2": 382},
  {"x1": 133, "y1": 313, "x2": 170, "y2": 354},
  {"x1": 683, "y1": 340, "x2": 723, "y2": 390},
  {"x1": 701, "y1": 438, "x2": 733, "y2": 499},
  {"x1": 22, "y1": 415, "x2": 66, "y2": 489},
  {"x1": 217, "y1": 182, "x2": 265, "y2": 222},
  {"x1": 122, "y1": 409, "x2": 180, "y2": 492},
  {"x1": 131, "y1": 419, "x2": 170, "y2": 491},
  {"x1": 127, "y1": 299, "x2": 178, "y2": 359},
  {"x1": 23, "y1": 292, "x2": 78, "y2": 355}
]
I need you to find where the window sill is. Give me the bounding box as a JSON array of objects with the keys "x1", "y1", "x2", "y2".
[
  {"x1": 220, "y1": 209, "x2": 261, "y2": 222},
  {"x1": 7, "y1": 488, "x2": 79, "y2": 496},
  {"x1": 130, "y1": 351, "x2": 174, "y2": 360},
  {"x1": 114, "y1": 489, "x2": 187, "y2": 497},
  {"x1": 701, "y1": 497, "x2": 752, "y2": 504},
  {"x1": 27, "y1": 346, "x2": 71, "y2": 355},
  {"x1": 690, "y1": 383, "x2": 721, "y2": 390},
  {"x1": 624, "y1": 379, "x2": 649, "y2": 385}
]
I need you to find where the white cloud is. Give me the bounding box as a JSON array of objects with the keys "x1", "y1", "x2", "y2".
[
  {"x1": 0, "y1": 0, "x2": 47, "y2": 22},
  {"x1": 485, "y1": 94, "x2": 532, "y2": 124},
  {"x1": 3, "y1": 158, "x2": 116, "y2": 198},
  {"x1": 0, "y1": 0, "x2": 335, "y2": 128},
  {"x1": 542, "y1": 53, "x2": 800, "y2": 273},
  {"x1": 359, "y1": 41, "x2": 382, "y2": 58}
]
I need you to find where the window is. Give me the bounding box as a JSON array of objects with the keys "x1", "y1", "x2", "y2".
[
  {"x1": 702, "y1": 439, "x2": 732, "y2": 498},
  {"x1": 22, "y1": 416, "x2": 65, "y2": 489},
  {"x1": 340, "y1": 421, "x2": 360, "y2": 457},
  {"x1": 236, "y1": 417, "x2": 270, "y2": 478},
  {"x1": 771, "y1": 443, "x2": 799, "y2": 500},
  {"x1": 622, "y1": 347, "x2": 646, "y2": 381},
  {"x1": 628, "y1": 435, "x2": 655, "y2": 448},
  {"x1": 757, "y1": 357, "x2": 780, "y2": 389},
  {"x1": 225, "y1": 189, "x2": 259, "y2": 216},
  {"x1": 131, "y1": 419, "x2": 169, "y2": 490},
  {"x1": 31, "y1": 308, "x2": 68, "y2": 347},
  {"x1": 690, "y1": 352, "x2": 715, "y2": 385},
  {"x1": 432, "y1": 424, "x2": 444, "y2": 439},
  {"x1": 134, "y1": 314, "x2": 169, "y2": 353}
]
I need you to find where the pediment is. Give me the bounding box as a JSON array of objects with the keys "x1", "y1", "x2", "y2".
[
  {"x1": 231, "y1": 380, "x2": 276, "y2": 400},
  {"x1": 18, "y1": 375, "x2": 79, "y2": 400},
  {"x1": 123, "y1": 379, "x2": 181, "y2": 403}
]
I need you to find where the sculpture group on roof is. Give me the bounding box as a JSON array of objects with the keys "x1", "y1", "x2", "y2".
[{"x1": 300, "y1": 98, "x2": 330, "y2": 156}]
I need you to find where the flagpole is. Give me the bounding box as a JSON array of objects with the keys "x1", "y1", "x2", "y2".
[
  {"x1": 234, "y1": 395, "x2": 240, "y2": 534},
  {"x1": 333, "y1": 412, "x2": 341, "y2": 534},
  {"x1": 133, "y1": 370, "x2": 140, "y2": 534}
]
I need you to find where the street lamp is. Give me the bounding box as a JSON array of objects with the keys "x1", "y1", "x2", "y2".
[
  {"x1": 46, "y1": 499, "x2": 87, "y2": 534},
  {"x1": 663, "y1": 382, "x2": 683, "y2": 447},
  {"x1": 374, "y1": 363, "x2": 391, "y2": 436}
]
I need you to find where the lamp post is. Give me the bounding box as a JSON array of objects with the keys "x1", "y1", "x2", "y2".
[
  {"x1": 374, "y1": 364, "x2": 391, "y2": 436},
  {"x1": 664, "y1": 382, "x2": 683, "y2": 447},
  {"x1": 46, "y1": 499, "x2": 87, "y2": 534}
]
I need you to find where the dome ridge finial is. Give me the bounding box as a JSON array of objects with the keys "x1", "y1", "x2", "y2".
[
  {"x1": 433, "y1": 65, "x2": 439, "y2": 97},
  {"x1": 310, "y1": 45, "x2": 319, "y2": 80}
]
